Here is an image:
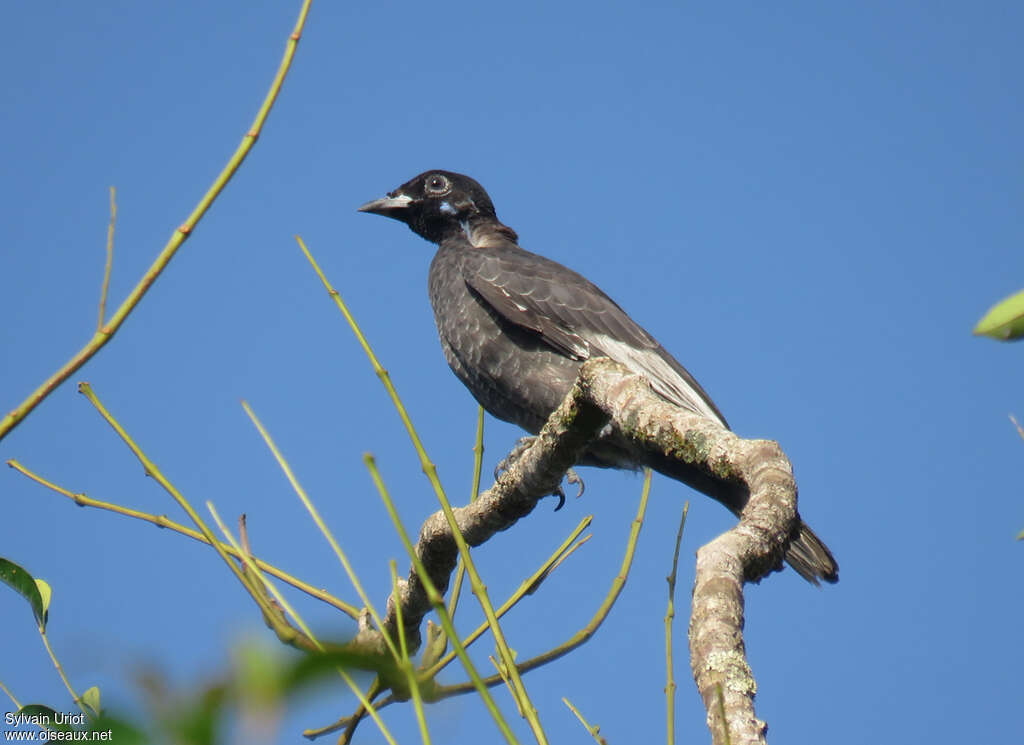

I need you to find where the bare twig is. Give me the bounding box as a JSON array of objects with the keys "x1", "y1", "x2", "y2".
[
  {"x1": 6, "y1": 459, "x2": 357, "y2": 617},
  {"x1": 376, "y1": 361, "x2": 611, "y2": 653},
  {"x1": 665, "y1": 503, "x2": 689, "y2": 745},
  {"x1": 329, "y1": 481, "x2": 648, "y2": 732},
  {"x1": 97, "y1": 186, "x2": 116, "y2": 329},
  {"x1": 0, "y1": 0, "x2": 313, "y2": 443},
  {"x1": 562, "y1": 698, "x2": 608, "y2": 745}
]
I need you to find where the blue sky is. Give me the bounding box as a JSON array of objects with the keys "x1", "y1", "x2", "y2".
[{"x1": 2, "y1": 2, "x2": 1022, "y2": 743}]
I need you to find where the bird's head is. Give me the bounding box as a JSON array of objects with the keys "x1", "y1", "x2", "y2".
[{"x1": 358, "y1": 170, "x2": 500, "y2": 243}]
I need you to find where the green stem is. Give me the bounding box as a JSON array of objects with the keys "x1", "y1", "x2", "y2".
[{"x1": 0, "y1": 0, "x2": 313, "y2": 444}]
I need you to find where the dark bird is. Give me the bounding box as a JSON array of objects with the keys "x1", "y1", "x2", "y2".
[{"x1": 359, "y1": 170, "x2": 838, "y2": 585}]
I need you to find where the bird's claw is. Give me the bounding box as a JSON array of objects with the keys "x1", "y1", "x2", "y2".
[
  {"x1": 550, "y1": 468, "x2": 585, "y2": 511},
  {"x1": 494, "y1": 437, "x2": 585, "y2": 511},
  {"x1": 493, "y1": 436, "x2": 536, "y2": 481},
  {"x1": 565, "y1": 467, "x2": 584, "y2": 498}
]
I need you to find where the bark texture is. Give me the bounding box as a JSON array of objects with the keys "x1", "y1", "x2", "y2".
[{"x1": 364, "y1": 357, "x2": 800, "y2": 745}]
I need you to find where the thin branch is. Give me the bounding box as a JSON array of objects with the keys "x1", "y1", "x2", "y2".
[
  {"x1": 447, "y1": 405, "x2": 486, "y2": 622},
  {"x1": 361, "y1": 357, "x2": 799, "y2": 744},
  {"x1": 0, "y1": 0, "x2": 313, "y2": 443},
  {"x1": 308, "y1": 516, "x2": 597, "y2": 740},
  {"x1": 355, "y1": 472, "x2": 649, "y2": 722},
  {"x1": 242, "y1": 401, "x2": 397, "y2": 655},
  {"x1": 374, "y1": 360, "x2": 611, "y2": 654},
  {"x1": 208, "y1": 504, "x2": 400, "y2": 745},
  {"x1": 562, "y1": 698, "x2": 608, "y2": 745},
  {"x1": 304, "y1": 237, "x2": 553, "y2": 743},
  {"x1": 6, "y1": 459, "x2": 358, "y2": 617},
  {"x1": 422, "y1": 515, "x2": 592, "y2": 679},
  {"x1": 77, "y1": 383, "x2": 276, "y2": 610},
  {"x1": 38, "y1": 629, "x2": 87, "y2": 718},
  {"x1": 97, "y1": 186, "x2": 116, "y2": 329},
  {"x1": 0, "y1": 680, "x2": 20, "y2": 711},
  {"x1": 389, "y1": 561, "x2": 432, "y2": 745},
  {"x1": 665, "y1": 503, "x2": 688, "y2": 745},
  {"x1": 435, "y1": 476, "x2": 647, "y2": 696},
  {"x1": 364, "y1": 456, "x2": 522, "y2": 745}
]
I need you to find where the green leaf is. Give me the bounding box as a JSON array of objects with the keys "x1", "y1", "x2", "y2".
[
  {"x1": 974, "y1": 289, "x2": 1024, "y2": 341},
  {"x1": 82, "y1": 686, "x2": 101, "y2": 718},
  {"x1": 35, "y1": 579, "x2": 52, "y2": 618},
  {"x1": 0, "y1": 558, "x2": 47, "y2": 629}
]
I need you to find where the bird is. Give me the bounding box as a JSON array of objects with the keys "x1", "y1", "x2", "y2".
[{"x1": 359, "y1": 170, "x2": 838, "y2": 585}]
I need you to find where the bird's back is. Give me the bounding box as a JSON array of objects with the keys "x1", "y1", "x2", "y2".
[{"x1": 428, "y1": 233, "x2": 727, "y2": 433}]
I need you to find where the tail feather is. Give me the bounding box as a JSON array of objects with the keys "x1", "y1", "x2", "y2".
[
  {"x1": 636, "y1": 450, "x2": 839, "y2": 585},
  {"x1": 786, "y1": 521, "x2": 839, "y2": 585}
]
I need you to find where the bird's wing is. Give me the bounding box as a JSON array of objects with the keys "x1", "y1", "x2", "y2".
[{"x1": 464, "y1": 248, "x2": 728, "y2": 427}]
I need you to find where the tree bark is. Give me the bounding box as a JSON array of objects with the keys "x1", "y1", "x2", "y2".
[{"x1": 364, "y1": 357, "x2": 799, "y2": 744}]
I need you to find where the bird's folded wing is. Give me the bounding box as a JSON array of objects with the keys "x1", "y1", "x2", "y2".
[{"x1": 464, "y1": 252, "x2": 728, "y2": 427}]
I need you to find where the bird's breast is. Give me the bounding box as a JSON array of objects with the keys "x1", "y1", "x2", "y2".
[{"x1": 427, "y1": 246, "x2": 582, "y2": 433}]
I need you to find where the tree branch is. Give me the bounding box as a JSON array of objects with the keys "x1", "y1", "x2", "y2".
[
  {"x1": 0, "y1": 0, "x2": 313, "y2": 444},
  {"x1": 373, "y1": 363, "x2": 611, "y2": 652},
  {"x1": 576, "y1": 359, "x2": 796, "y2": 745},
  {"x1": 361, "y1": 357, "x2": 799, "y2": 744}
]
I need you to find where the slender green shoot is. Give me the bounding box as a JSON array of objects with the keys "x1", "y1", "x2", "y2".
[
  {"x1": 390, "y1": 561, "x2": 432, "y2": 745},
  {"x1": 423, "y1": 472, "x2": 651, "y2": 701},
  {"x1": 424, "y1": 515, "x2": 592, "y2": 679},
  {"x1": 0, "y1": 0, "x2": 313, "y2": 444},
  {"x1": 363, "y1": 455, "x2": 522, "y2": 745},
  {"x1": 664, "y1": 502, "x2": 689, "y2": 745},
  {"x1": 302, "y1": 237, "x2": 544, "y2": 740},
  {"x1": 7, "y1": 459, "x2": 357, "y2": 617},
  {"x1": 562, "y1": 697, "x2": 607, "y2": 745},
  {"x1": 206, "y1": 503, "x2": 398, "y2": 745},
  {"x1": 78, "y1": 383, "x2": 258, "y2": 602},
  {"x1": 97, "y1": 186, "x2": 116, "y2": 329},
  {"x1": 241, "y1": 401, "x2": 402, "y2": 662},
  {"x1": 447, "y1": 406, "x2": 486, "y2": 621},
  {"x1": 0, "y1": 680, "x2": 20, "y2": 710},
  {"x1": 38, "y1": 631, "x2": 88, "y2": 718}
]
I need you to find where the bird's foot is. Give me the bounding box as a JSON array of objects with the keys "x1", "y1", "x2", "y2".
[
  {"x1": 493, "y1": 436, "x2": 536, "y2": 481},
  {"x1": 565, "y1": 468, "x2": 584, "y2": 499},
  {"x1": 494, "y1": 436, "x2": 585, "y2": 511}
]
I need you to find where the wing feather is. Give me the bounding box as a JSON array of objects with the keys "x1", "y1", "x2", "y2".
[{"x1": 463, "y1": 248, "x2": 728, "y2": 427}]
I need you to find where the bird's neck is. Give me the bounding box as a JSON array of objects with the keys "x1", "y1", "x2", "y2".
[{"x1": 453, "y1": 215, "x2": 519, "y2": 249}]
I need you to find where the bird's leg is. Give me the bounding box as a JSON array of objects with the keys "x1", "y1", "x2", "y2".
[{"x1": 493, "y1": 436, "x2": 585, "y2": 511}]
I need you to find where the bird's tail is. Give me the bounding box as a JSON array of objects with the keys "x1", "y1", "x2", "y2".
[
  {"x1": 786, "y1": 520, "x2": 839, "y2": 585},
  {"x1": 637, "y1": 451, "x2": 839, "y2": 585}
]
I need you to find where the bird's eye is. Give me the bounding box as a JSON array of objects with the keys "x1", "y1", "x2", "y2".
[{"x1": 425, "y1": 174, "x2": 451, "y2": 195}]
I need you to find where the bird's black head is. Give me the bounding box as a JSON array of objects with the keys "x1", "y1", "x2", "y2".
[{"x1": 358, "y1": 170, "x2": 501, "y2": 244}]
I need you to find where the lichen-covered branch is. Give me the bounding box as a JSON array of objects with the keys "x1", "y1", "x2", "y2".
[
  {"x1": 374, "y1": 367, "x2": 610, "y2": 652},
  {"x1": 577, "y1": 359, "x2": 797, "y2": 745},
  {"x1": 363, "y1": 357, "x2": 799, "y2": 745}
]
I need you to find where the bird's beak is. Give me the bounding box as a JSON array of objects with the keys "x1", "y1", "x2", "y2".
[{"x1": 357, "y1": 193, "x2": 414, "y2": 219}]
